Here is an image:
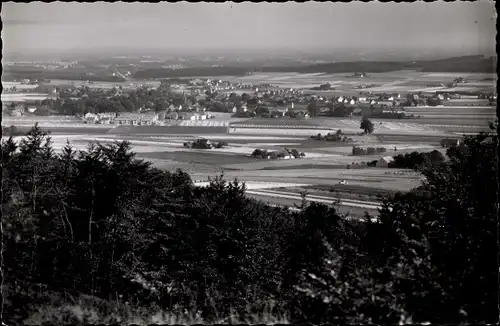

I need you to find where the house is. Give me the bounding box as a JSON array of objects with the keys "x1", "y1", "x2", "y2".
[
  {"x1": 98, "y1": 116, "x2": 112, "y2": 125},
  {"x1": 115, "y1": 113, "x2": 142, "y2": 125},
  {"x1": 376, "y1": 156, "x2": 394, "y2": 168},
  {"x1": 84, "y1": 112, "x2": 98, "y2": 124},
  {"x1": 139, "y1": 112, "x2": 159, "y2": 125},
  {"x1": 139, "y1": 116, "x2": 155, "y2": 125},
  {"x1": 94, "y1": 112, "x2": 116, "y2": 125}
]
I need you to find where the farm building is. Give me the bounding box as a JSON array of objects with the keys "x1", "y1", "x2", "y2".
[
  {"x1": 98, "y1": 116, "x2": 113, "y2": 125},
  {"x1": 440, "y1": 138, "x2": 461, "y2": 148},
  {"x1": 84, "y1": 112, "x2": 99, "y2": 124},
  {"x1": 376, "y1": 156, "x2": 395, "y2": 168},
  {"x1": 139, "y1": 113, "x2": 158, "y2": 125},
  {"x1": 115, "y1": 112, "x2": 159, "y2": 126},
  {"x1": 115, "y1": 113, "x2": 142, "y2": 125}
]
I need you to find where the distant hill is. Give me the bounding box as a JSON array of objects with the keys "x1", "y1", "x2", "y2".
[
  {"x1": 2, "y1": 67, "x2": 126, "y2": 82},
  {"x1": 132, "y1": 55, "x2": 496, "y2": 79}
]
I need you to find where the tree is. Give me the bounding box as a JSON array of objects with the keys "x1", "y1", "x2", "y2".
[
  {"x1": 360, "y1": 118, "x2": 374, "y2": 134},
  {"x1": 364, "y1": 129, "x2": 497, "y2": 324},
  {"x1": 332, "y1": 103, "x2": 350, "y2": 117},
  {"x1": 255, "y1": 106, "x2": 270, "y2": 116},
  {"x1": 307, "y1": 102, "x2": 319, "y2": 117},
  {"x1": 426, "y1": 97, "x2": 442, "y2": 107}
]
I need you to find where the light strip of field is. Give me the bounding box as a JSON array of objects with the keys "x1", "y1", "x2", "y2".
[
  {"x1": 80, "y1": 137, "x2": 182, "y2": 147},
  {"x1": 423, "y1": 124, "x2": 488, "y2": 128},
  {"x1": 230, "y1": 124, "x2": 328, "y2": 129},
  {"x1": 245, "y1": 189, "x2": 381, "y2": 210},
  {"x1": 405, "y1": 106, "x2": 495, "y2": 109},
  {"x1": 253, "y1": 188, "x2": 381, "y2": 206},
  {"x1": 193, "y1": 181, "x2": 312, "y2": 190}
]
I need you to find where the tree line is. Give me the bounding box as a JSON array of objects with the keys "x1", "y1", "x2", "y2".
[{"x1": 2, "y1": 123, "x2": 497, "y2": 324}]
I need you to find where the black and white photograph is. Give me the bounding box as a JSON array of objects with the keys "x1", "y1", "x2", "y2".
[{"x1": 1, "y1": 1, "x2": 497, "y2": 324}]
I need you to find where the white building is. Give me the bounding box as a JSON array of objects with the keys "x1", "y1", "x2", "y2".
[{"x1": 84, "y1": 112, "x2": 98, "y2": 124}]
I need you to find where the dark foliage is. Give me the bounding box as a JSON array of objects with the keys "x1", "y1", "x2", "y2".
[
  {"x1": 389, "y1": 150, "x2": 445, "y2": 169},
  {"x1": 2, "y1": 123, "x2": 497, "y2": 324},
  {"x1": 360, "y1": 118, "x2": 374, "y2": 134}
]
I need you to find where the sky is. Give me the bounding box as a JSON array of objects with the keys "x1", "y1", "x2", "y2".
[{"x1": 2, "y1": 1, "x2": 497, "y2": 58}]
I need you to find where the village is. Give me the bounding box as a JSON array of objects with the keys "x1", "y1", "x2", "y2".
[{"x1": 3, "y1": 72, "x2": 496, "y2": 128}]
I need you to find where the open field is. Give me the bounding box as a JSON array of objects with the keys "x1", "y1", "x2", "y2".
[
  {"x1": 1, "y1": 93, "x2": 51, "y2": 102},
  {"x1": 43, "y1": 79, "x2": 162, "y2": 89},
  {"x1": 8, "y1": 117, "x2": 448, "y2": 218},
  {"x1": 214, "y1": 70, "x2": 496, "y2": 94},
  {"x1": 235, "y1": 109, "x2": 494, "y2": 132},
  {"x1": 2, "y1": 82, "x2": 39, "y2": 90},
  {"x1": 5, "y1": 68, "x2": 493, "y2": 217},
  {"x1": 230, "y1": 120, "x2": 451, "y2": 136}
]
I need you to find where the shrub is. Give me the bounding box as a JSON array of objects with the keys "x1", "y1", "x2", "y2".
[{"x1": 252, "y1": 149, "x2": 267, "y2": 158}]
